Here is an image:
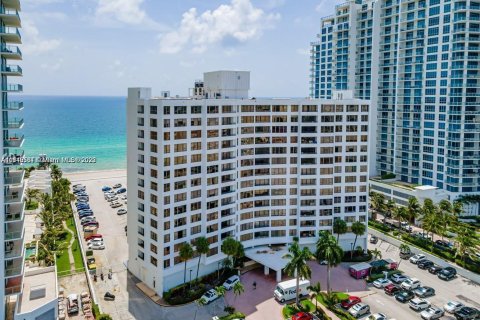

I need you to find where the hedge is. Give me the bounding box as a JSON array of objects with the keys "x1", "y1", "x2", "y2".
[
  {"x1": 368, "y1": 220, "x2": 392, "y2": 233},
  {"x1": 221, "y1": 312, "x2": 246, "y2": 320}
]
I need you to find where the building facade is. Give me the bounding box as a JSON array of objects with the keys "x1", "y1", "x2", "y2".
[
  {"x1": 1, "y1": 0, "x2": 25, "y2": 319},
  {"x1": 310, "y1": 0, "x2": 480, "y2": 210},
  {"x1": 127, "y1": 71, "x2": 370, "y2": 296}
]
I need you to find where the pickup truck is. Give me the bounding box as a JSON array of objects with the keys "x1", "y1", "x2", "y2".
[{"x1": 67, "y1": 293, "x2": 80, "y2": 314}]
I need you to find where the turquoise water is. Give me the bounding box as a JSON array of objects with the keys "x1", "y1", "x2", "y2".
[
  {"x1": 25, "y1": 246, "x2": 36, "y2": 259},
  {"x1": 16, "y1": 96, "x2": 126, "y2": 172}
]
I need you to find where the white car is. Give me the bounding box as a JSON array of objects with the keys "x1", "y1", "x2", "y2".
[
  {"x1": 409, "y1": 298, "x2": 430, "y2": 311},
  {"x1": 349, "y1": 303, "x2": 370, "y2": 318},
  {"x1": 200, "y1": 289, "x2": 219, "y2": 304},
  {"x1": 373, "y1": 278, "x2": 392, "y2": 289},
  {"x1": 120, "y1": 194, "x2": 127, "y2": 200},
  {"x1": 107, "y1": 196, "x2": 118, "y2": 202},
  {"x1": 443, "y1": 300, "x2": 464, "y2": 313},
  {"x1": 223, "y1": 275, "x2": 240, "y2": 290},
  {"x1": 390, "y1": 273, "x2": 409, "y2": 284},
  {"x1": 420, "y1": 306, "x2": 444, "y2": 320},
  {"x1": 110, "y1": 202, "x2": 122, "y2": 208},
  {"x1": 104, "y1": 192, "x2": 115, "y2": 199},
  {"x1": 410, "y1": 254, "x2": 426, "y2": 264},
  {"x1": 87, "y1": 239, "x2": 104, "y2": 246},
  {"x1": 401, "y1": 278, "x2": 421, "y2": 290},
  {"x1": 117, "y1": 209, "x2": 127, "y2": 215},
  {"x1": 88, "y1": 242, "x2": 105, "y2": 250},
  {"x1": 368, "y1": 314, "x2": 387, "y2": 320}
]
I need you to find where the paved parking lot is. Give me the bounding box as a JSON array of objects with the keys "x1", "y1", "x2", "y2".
[{"x1": 361, "y1": 234, "x2": 480, "y2": 320}]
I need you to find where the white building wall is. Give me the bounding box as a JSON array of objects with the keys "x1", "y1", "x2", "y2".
[{"x1": 127, "y1": 84, "x2": 370, "y2": 296}]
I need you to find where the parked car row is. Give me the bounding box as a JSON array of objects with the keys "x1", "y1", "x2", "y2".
[
  {"x1": 73, "y1": 184, "x2": 105, "y2": 250},
  {"x1": 103, "y1": 184, "x2": 127, "y2": 215},
  {"x1": 371, "y1": 263, "x2": 478, "y2": 320}
]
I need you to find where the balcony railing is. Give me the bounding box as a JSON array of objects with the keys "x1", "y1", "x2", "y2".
[
  {"x1": 2, "y1": 84, "x2": 23, "y2": 92},
  {"x1": 1, "y1": 64, "x2": 22, "y2": 75},
  {"x1": 3, "y1": 118, "x2": 23, "y2": 129},
  {"x1": 0, "y1": 7, "x2": 20, "y2": 27},
  {"x1": 4, "y1": 135, "x2": 24, "y2": 148},
  {"x1": 4, "y1": 169, "x2": 24, "y2": 185},
  {"x1": 0, "y1": 27, "x2": 21, "y2": 43},
  {"x1": 3, "y1": 101, "x2": 23, "y2": 110},
  {"x1": 0, "y1": 44, "x2": 21, "y2": 58}
]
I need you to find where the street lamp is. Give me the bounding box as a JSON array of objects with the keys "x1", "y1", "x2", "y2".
[
  {"x1": 190, "y1": 269, "x2": 193, "y2": 287},
  {"x1": 350, "y1": 242, "x2": 354, "y2": 259},
  {"x1": 217, "y1": 261, "x2": 222, "y2": 280}
]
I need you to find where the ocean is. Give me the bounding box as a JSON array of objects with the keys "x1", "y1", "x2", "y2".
[{"x1": 16, "y1": 95, "x2": 127, "y2": 172}]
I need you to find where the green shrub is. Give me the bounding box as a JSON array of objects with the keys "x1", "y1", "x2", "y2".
[
  {"x1": 381, "y1": 173, "x2": 396, "y2": 180},
  {"x1": 368, "y1": 220, "x2": 392, "y2": 233},
  {"x1": 97, "y1": 315, "x2": 113, "y2": 320},
  {"x1": 26, "y1": 201, "x2": 39, "y2": 210},
  {"x1": 220, "y1": 312, "x2": 246, "y2": 320}
]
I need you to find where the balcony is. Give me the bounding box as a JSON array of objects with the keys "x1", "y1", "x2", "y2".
[
  {"x1": 1, "y1": 0, "x2": 20, "y2": 11},
  {"x1": 5, "y1": 184, "x2": 25, "y2": 204},
  {"x1": 3, "y1": 149, "x2": 24, "y2": 166},
  {"x1": 5, "y1": 237, "x2": 24, "y2": 259},
  {"x1": 4, "y1": 219, "x2": 24, "y2": 240},
  {"x1": 0, "y1": 7, "x2": 21, "y2": 27},
  {"x1": 1, "y1": 64, "x2": 22, "y2": 76},
  {"x1": 4, "y1": 169, "x2": 24, "y2": 185},
  {"x1": 0, "y1": 45, "x2": 21, "y2": 59},
  {"x1": 2, "y1": 84, "x2": 23, "y2": 92},
  {"x1": 5, "y1": 256, "x2": 24, "y2": 278},
  {"x1": 4, "y1": 135, "x2": 24, "y2": 148},
  {"x1": 5, "y1": 202, "x2": 25, "y2": 223},
  {"x1": 3, "y1": 101, "x2": 23, "y2": 110},
  {"x1": 3, "y1": 117, "x2": 24, "y2": 129},
  {"x1": 0, "y1": 27, "x2": 21, "y2": 43}
]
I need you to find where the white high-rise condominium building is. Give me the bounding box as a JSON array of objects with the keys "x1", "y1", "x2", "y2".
[
  {"x1": 126, "y1": 71, "x2": 370, "y2": 295},
  {"x1": 1, "y1": 0, "x2": 25, "y2": 318},
  {"x1": 310, "y1": 0, "x2": 480, "y2": 213}
]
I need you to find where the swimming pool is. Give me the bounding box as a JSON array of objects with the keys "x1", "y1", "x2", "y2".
[{"x1": 25, "y1": 247, "x2": 36, "y2": 259}]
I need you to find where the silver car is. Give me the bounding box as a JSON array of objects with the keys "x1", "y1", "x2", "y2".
[
  {"x1": 420, "y1": 306, "x2": 444, "y2": 320},
  {"x1": 349, "y1": 303, "x2": 370, "y2": 318},
  {"x1": 443, "y1": 301, "x2": 464, "y2": 313}
]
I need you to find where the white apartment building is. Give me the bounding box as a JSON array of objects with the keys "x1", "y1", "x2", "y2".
[
  {"x1": 310, "y1": 0, "x2": 480, "y2": 215},
  {"x1": 1, "y1": 1, "x2": 25, "y2": 319},
  {"x1": 127, "y1": 71, "x2": 370, "y2": 296}
]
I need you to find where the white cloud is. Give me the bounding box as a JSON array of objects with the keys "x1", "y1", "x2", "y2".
[
  {"x1": 315, "y1": 0, "x2": 345, "y2": 13},
  {"x1": 95, "y1": 0, "x2": 161, "y2": 29},
  {"x1": 22, "y1": 20, "x2": 61, "y2": 55},
  {"x1": 40, "y1": 58, "x2": 64, "y2": 71},
  {"x1": 296, "y1": 48, "x2": 310, "y2": 56},
  {"x1": 159, "y1": 0, "x2": 280, "y2": 54}
]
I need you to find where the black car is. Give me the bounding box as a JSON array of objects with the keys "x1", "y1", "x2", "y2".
[
  {"x1": 428, "y1": 265, "x2": 443, "y2": 275},
  {"x1": 395, "y1": 290, "x2": 415, "y2": 303},
  {"x1": 418, "y1": 260, "x2": 434, "y2": 270},
  {"x1": 454, "y1": 306, "x2": 479, "y2": 320},
  {"x1": 438, "y1": 266, "x2": 457, "y2": 281}
]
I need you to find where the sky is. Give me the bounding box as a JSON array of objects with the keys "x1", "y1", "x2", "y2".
[{"x1": 20, "y1": 0, "x2": 345, "y2": 97}]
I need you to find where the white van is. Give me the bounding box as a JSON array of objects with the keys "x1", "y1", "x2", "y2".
[{"x1": 273, "y1": 279, "x2": 310, "y2": 303}]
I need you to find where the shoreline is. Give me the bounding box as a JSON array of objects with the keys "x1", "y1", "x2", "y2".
[{"x1": 64, "y1": 168, "x2": 127, "y2": 182}]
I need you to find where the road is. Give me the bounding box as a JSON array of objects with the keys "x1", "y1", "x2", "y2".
[{"x1": 361, "y1": 235, "x2": 480, "y2": 320}]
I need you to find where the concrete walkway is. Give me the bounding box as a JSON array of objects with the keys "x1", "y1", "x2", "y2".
[{"x1": 62, "y1": 220, "x2": 76, "y2": 273}]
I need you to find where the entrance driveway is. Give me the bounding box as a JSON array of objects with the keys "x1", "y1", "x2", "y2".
[{"x1": 229, "y1": 262, "x2": 367, "y2": 320}]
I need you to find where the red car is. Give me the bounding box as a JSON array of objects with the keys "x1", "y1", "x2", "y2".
[
  {"x1": 292, "y1": 312, "x2": 313, "y2": 320},
  {"x1": 341, "y1": 296, "x2": 361, "y2": 309},
  {"x1": 384, "y1": 284, "x2": 400, "y2": 296},
  {"x1": 85, "y1": 234, "x2": 103, "y2": 242}
]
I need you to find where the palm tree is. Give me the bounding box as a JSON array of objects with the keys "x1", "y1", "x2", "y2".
[
  {"x1": 422, "y1": 208, "x2": 442, "y2": 249},
  {"x1": 439, "y1": 199, "x2": 453, "y2": 239},
  {"x1": 351, "y1": 221, "x2": 366, "y2": 258},
  {"x1": 371, "y1": 248, "x2": 382, "y2": 260},
  {"x1": 407, "y1": 197, "x2": 421, "y2": 224},
  {"x1": 333, "y1": 219, "x2": 347, "y2": 243},
  {"x1": 26, "y1": 188, "x2": 40, "y2": 208},
  {"x1": 50, "y1": 164, "x2": 62, "y2": 181},
  {"x1": 307, "y1": 282, "x2": 322, "y2": 311},
  {"x1": 315, "y1": 231, "x2": 343, "y2": 294},
  {"x1": 455, "y1": 227, "x2": 479, "y2": 267},
  {"x1": 179, "y1": 242, "x2": 194, "y2": 285},
  {"x1": 194, "y1": 237, "x2": 210, "y2": 280},
  {"x1": 384, "y1": 199, "x2": 396, "y2": 222},
  {"x1": 370, "y1": 192, "x2": 385, "y2": 221},
  {"x1": 221, "y1": 237, "x2": 244, "y2": 271},
  {"x1": 398, "y1": 244, "x2": 410, "y2": 266},
  {"x1": 392, "y1": 206, "x2": 408, "y2": 230},
  {"x1": 283, "y1": 238, "x2": 314, "y2": 306},
  {"x1": 232, "y1": 281, "x2": 244, "y2": 304},
  {"x1": 452, "y1": 201, "x2": 463, "y2": 223}
]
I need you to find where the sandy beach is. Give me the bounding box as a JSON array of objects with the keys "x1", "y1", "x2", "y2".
[{"x1": 64, "y1": 169, "x2": 127, "y2": 182}]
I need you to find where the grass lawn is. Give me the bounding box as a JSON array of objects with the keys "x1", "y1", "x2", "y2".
[
  {"x1": 282, "y1": 299, "x2": 316, "y2": 318},
  {"x1": 67, "y1": 218, "x2": 85, "y2": 272},
  {"x1": 56, "y1": 229, "x2": 72, "y2": 276}
]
